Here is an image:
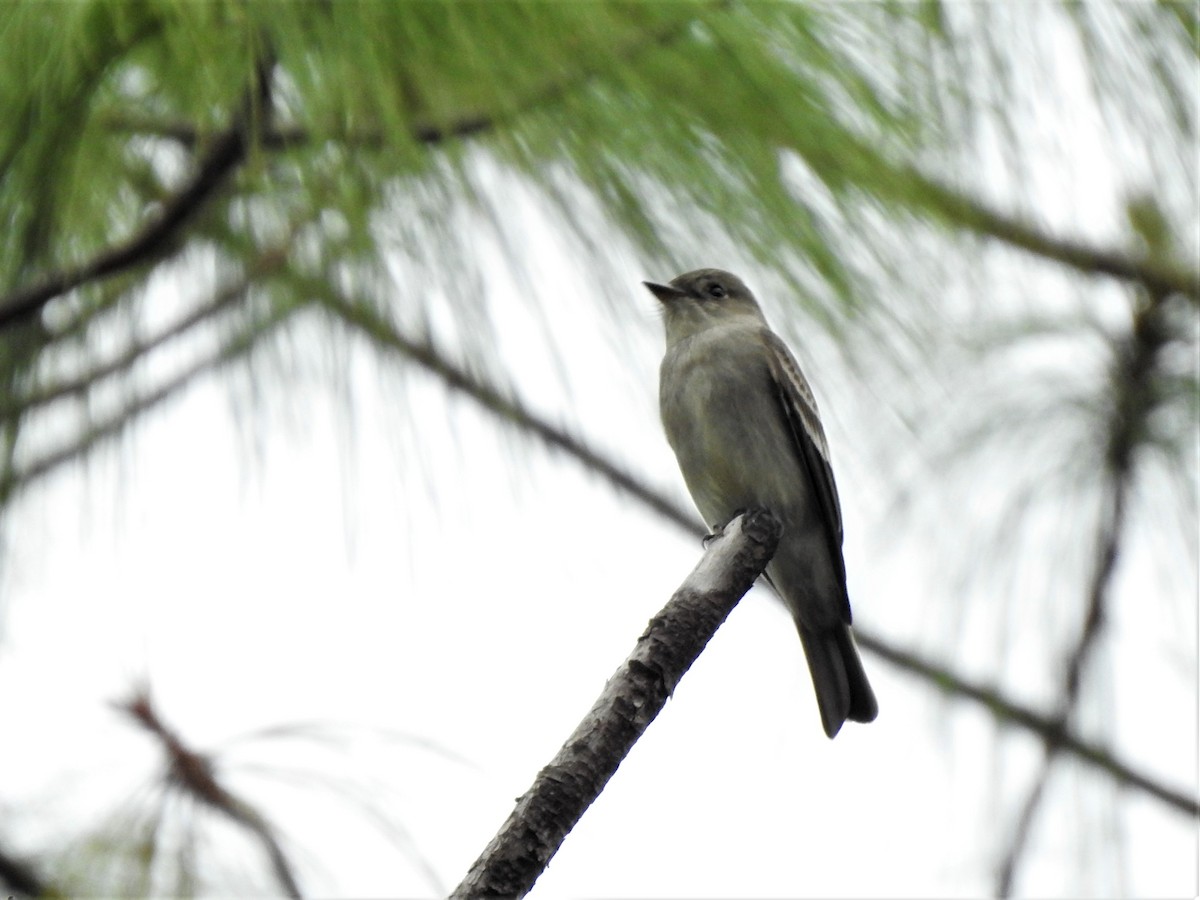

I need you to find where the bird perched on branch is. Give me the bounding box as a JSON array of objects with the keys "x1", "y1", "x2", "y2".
[{"x1": 646, "y1": 268, "x2": 877, "y2": 738}]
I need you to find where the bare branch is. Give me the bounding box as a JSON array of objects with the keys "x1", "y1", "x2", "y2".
[
  {"x1": 450, "y1": 509, "x2": 782, "y2": 899},
  {"x1": 99, "y1": 114, "x2": 491, "y2": 152},
  {"x1": 115, "y1": 686, "x2": 303, "y2": 899},
  {"x1": 996, "y1": 284, "x2": 1181, "y2": 895},
  {"x1": 103, "y1": 6, "x2": 701, "y2": 155}
]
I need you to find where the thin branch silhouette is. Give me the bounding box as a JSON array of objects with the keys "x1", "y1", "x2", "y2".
[
  {"x1": 908, "y1": 171, "x2": 1200, "y2": 302},
  {"x1": 115, "y1": 686, "x2": 303, "y2": 899},
  {"x1": 996, "y1": 284, "x2": 1180, "y2": 896}
]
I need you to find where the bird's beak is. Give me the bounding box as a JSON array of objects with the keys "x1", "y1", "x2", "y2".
[{"x1": 643, "y1": 281, "x2": 689, "y2": 304}]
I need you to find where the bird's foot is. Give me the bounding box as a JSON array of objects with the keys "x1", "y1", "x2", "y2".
[{"x1": 702, "y1": 509, "x2": 749, "y2": 547}]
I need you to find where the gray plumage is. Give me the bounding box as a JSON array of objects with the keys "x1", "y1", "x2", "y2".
[{"x1": 646, "y1": 268, "x2": 877, "y2": 738}]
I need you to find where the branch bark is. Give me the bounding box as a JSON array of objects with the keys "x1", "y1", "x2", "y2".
[{"x1": 450, "y1": 509, "x2": 782, "y2": 900}]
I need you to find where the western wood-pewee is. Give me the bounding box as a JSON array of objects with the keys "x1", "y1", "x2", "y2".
[{"x1": 646, "y1": 268, "x2": 877, "y2": 738}]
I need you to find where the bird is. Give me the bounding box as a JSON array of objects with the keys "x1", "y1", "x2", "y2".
[{"x1": 646, "y1": 268, "x2": 877, "y2": 738}]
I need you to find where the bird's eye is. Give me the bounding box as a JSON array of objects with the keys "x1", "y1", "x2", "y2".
[{"x1": 707, "y1": 284, "x2": 727, "y2": 299}]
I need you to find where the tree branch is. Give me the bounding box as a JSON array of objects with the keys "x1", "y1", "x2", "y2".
[
  {"x1": 911, "y1": 172, "x2": 1200, "y2": 302},
  {"x1": 115, "y1": 687, "x2": 303, "y2": 899},
  {"x1": 99, "y1": 114, "x2": 493, "y2": 153},
  {"x1": 103, "y1": 6, "x2": 702, "y2": 157},
  {"x1": 450, "y1": 509, "x2": 782, "y2": 899},
  {"x1": 318, "y1": 293, "x2": 700, "y2": 535},
  {"x1": 0, "y1": 56, "x2": 275, "y2": 331},
  {"x1": 854, "y1": 630, "x2": 1197, "y2": 817},
  {"x1": 0, "y1": 294, "x2": 299, "y2": 505},
  {"x1": 995, "y1": 283, "x2": 1180, "y2": 895},
  {"x1": 0, "y1": 246, "x2": 290, "y2": 421}
]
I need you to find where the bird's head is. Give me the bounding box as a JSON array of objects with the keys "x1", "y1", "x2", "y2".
[{"x1": 644, "y1": 268, "x2": 765, "y2": 345}]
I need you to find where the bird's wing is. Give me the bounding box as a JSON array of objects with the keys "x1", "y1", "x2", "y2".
[{"x1": 762, "y1": 329, "x2": 851, "y2": 618}]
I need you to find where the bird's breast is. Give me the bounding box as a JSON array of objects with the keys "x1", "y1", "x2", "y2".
[{"x1": 659, "y1": 326, "x2": 804, "y2": 528}]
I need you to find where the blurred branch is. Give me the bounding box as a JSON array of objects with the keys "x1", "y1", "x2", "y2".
[
  {"x1": 104, "y1": 7, "x2": 703, "y2": 156},
  {"x1": 0, "y1": 843, "x2": 48, "y2": 898},
  {"x1": 450, "y1": 509, "x2": 782, "y2": 899},
  {"x1": 996, "y1": 282, "x2": 1181, "y2": 895},
  {"x1": 0, "y1": 55, "x2": 275, "y2": 331},
  {"x1": 99, "y1": 114, "x2": 489, "y2": 152},
  {"x1": 320, "y1": 293, "x2": 699, "y2": 535},
  {"x1": 0, "y1": 246, "x2": 289, "y2": 421},
  {"x1": 854, "y1": 630, "x2": 1197, "y2": 817},
  {"x1": 115, "y1": 687, "x2": 303, "y2": 899},
  {"x1": 0, "y1": 292, "x2": 299, "y2": 506},
  {"x1": 323, "y1": 292, "x2": 1199, "y2": 821},
  {"x1": 912, "y1": 172, "x2": 1200, "y2": 302},
  {"x1": 116, "y1": 129, "x2": 1200, "y2": 311}
]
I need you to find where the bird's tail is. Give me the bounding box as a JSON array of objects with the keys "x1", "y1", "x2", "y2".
[{"x1": 796, "y1": 622, "x2": 878, "y2": 739}]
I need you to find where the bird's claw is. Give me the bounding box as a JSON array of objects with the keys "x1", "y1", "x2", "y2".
[{"x1": 701, "y1": 510, "x2": 748, "y2": 547}]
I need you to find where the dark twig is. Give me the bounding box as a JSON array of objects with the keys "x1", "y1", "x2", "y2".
[
  {"x1": 0, "y1": 57, "x2": 275, "y2": 330},
  {"x1": 115, "y1": 687, "x2": 303, "y2": 899},
  {"x1": 450, "y1": 509, "x2": 782, "y2": 899},
  {"x1": 0, "y1": 843, "x2": 47, "y2": 898},
  {"x1": 106, "y1": 6, "x2": 698, "y2": 155},
  {"x1": 100, "y1": 114, "x2": 491, "y2": 152},
  {"x1": 994, "y1": 476, "x2": 1128, "y2": 897}
]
